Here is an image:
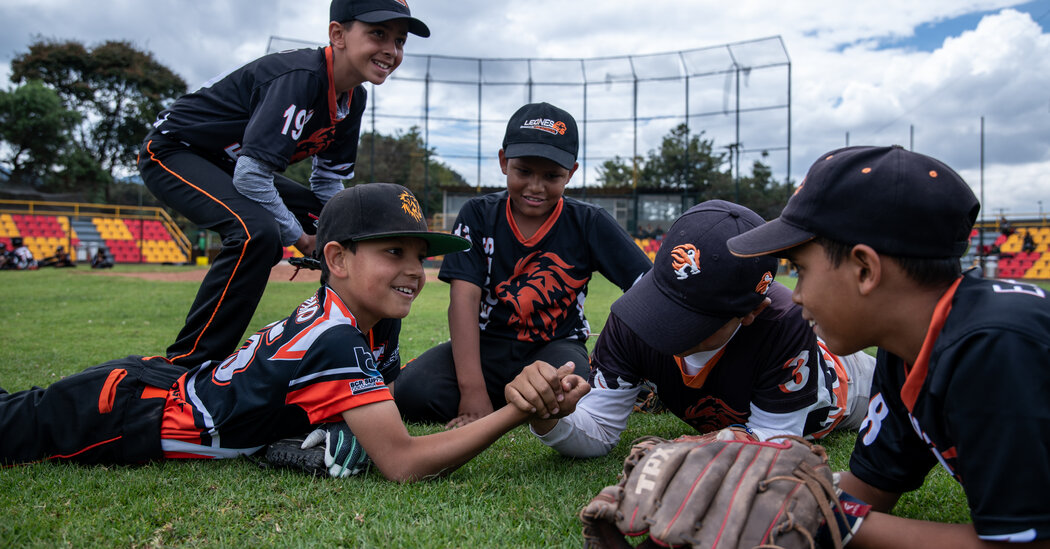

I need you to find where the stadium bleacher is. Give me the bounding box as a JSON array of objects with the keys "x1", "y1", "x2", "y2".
[{"x1": 1, "y1": 212, "x2": 190, "y2": 265}]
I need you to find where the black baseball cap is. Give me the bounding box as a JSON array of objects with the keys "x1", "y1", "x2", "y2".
[
  {"x1": 502, "y1": 102, "x2": 579, "y2": 170},
  {"x1": 611, "y1": 200, "x2": 778, "y2": 356},
  {"x1": 727, "y1": 145, "x2": 980, "y2": 259},
  {"x1": 316, "y1": 183, "x2": 469, "y2": 257},
  {"x1": 330, "y1": 0, "x2": 431, "y2": 37}
]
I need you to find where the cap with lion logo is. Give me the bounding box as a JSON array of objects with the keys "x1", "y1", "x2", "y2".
[
  {"x1": 501, "y1": 102, "x2": 579, "y2": 170},
  {"x1": 316, "y1": 183, "x2": 469, "y2": 257},
  {"x1": 611, "y1": 200, "x2": 778, "y2": 356}
]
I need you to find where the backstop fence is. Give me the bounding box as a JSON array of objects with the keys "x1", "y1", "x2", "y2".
[{"x1": 267, "y1": 35, "x2": 792, "y2": 230}]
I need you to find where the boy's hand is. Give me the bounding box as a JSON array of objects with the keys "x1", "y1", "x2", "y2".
[
  {"x1": 446, "y1": 394, "x2": 494, "y2": 429},
  {"x1": 505, "y1": 361, "x2": 590, "y2": 420}
]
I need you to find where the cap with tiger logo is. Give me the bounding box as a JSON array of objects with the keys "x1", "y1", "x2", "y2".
[{"x1": 611, "y1": 200, "x2": 778, "y2": 356}]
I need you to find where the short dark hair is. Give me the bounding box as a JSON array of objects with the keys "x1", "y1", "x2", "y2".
[
  {"x1": 319, "y1": 240, "x2": 357, "y2": 286},
  {"x1": 814, "y1": 236, "x2": 961, "y2": 288}
]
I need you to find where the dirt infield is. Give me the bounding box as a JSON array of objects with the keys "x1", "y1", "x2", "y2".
[{"x1": 89, "y1": 262, "x2": 441, "y2": 283}]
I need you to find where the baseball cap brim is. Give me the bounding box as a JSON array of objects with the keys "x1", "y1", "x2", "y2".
[
  {"x1": 610, "y1": 270, "x2": 733, "y2": 356},
  {"x1": 504, "y1": 143, "x2": 576, "y2": 171},
  {"x1": 356, "y1": 231, "x2": 469, "y2": 258},
  {"x1": 726, "y1": 217, "x2": 816, "y2": 258},
  {"x1": 354, "y1": 10, "x2": 431, "y2": 37}
]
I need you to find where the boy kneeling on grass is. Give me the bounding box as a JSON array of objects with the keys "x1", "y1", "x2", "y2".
[
  {"x1": 0, "y1": 183, "x2": 589, "y2": 482},
  {"x1": 727, "y1": 146, "x2": 1050, "y2": 548}
]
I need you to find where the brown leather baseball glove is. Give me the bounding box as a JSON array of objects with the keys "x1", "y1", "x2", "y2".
[{"x1": 580, "y1": 429, "x2": 847, "y2": 549}]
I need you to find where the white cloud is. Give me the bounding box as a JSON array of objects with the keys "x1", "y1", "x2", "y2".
[{"x1": 0, "y1": 0, "x2": 1046, "y2": 216}]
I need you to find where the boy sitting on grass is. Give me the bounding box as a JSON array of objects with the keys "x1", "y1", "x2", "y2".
[
  {"x1": 727, "y1": 146, "x2": 1050, "y2": 548},
  {"x1": 0, "y1": 184, "x2": 589, "y2": 482},
  {"x1": 394, "y1": 102, "x2": 651, "y2": 429}
]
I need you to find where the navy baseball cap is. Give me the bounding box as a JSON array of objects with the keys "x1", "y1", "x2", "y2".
[
  {"x1": 611, "y1": 200, "x2": 778, "y2": 356},
  {"x1": 330, "y1": 0, "x2": 431, "y2": 37},
  {"x1": 502, "y1": 102, "x2": 579, "y2": 170},
  {"x1": 728, "y1": 145, "x2": 980, "y2": 259},
  {"x1": 317, "y1": 183, "x2": 469, "y2": 257}
]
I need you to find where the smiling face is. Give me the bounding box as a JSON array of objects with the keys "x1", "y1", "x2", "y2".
[
  {"x1": 784, "y1": 241, "x2": 869, "y2": 356},
  {"x1": 500, "y1": 152, "x2": 577, "y2": 223},
  {"x1": 328, "y1": 236, "x2": 427, "y2": 331},
  {"x1": 330, "y1": 19, "x2": 408, "y2": 91}
]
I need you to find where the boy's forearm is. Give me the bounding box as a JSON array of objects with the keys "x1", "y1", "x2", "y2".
[
  {"x1": 398, "y1": 405, "x2": 529, "y2": 481},
  {"x1": 448, "y1": 283, "x2": 486, "y2": 394},
  {"x1": 849, "y1": 513, "x2": 1050, "y2": 549}
]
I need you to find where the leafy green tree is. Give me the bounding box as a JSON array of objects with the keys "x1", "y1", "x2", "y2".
[
  {"x1": 596, "y1": 155, "x2": 642, "y2": 188},
  {"x1": 0, "y1": 80, "x2": 80, "y2": 186},
  {"x1": 641, "y1": 125, "x2": 727, "y2": 192},
  {"x1": 10, "y1": 38, "x2": 186, "y2": 199},
  {"x1": 594, "y1": 123, "x2": 790, "y2": 217},
  {"x1": 735, "y1": 157, "x2": 792, "y2": 220},
  {"x1": 597, "y1": 125, "x2": 730, "y2": 198}
]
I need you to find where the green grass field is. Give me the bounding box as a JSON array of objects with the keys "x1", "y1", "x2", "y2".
[{"x1": 1, "y1": 267, "x2": 973, "y2": 547}]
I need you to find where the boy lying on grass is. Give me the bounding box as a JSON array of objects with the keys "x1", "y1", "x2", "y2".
[{"x1": 0, "y1": 184, "x2": 588, "y2": 482}]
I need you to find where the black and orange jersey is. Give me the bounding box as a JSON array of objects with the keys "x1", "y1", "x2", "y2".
[
  {"x1": 152, "y1": 46, "x2": 365, "y2": 175},
  {"x1": 440, "y1": 191, "x2": 652, "y2": 343},
  {"x1": 591, "y1": 283, "x2": 849, "y2": 436},
  {"x1": 159, "y1": 286, "x2": 400, "y2": 459},
  {"x1": 849, "y1": 275, "x2": 1050, "y2": 542}
]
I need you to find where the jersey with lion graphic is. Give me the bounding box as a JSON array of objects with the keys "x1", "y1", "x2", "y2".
[{"x1": 440, "y1": 191, "x2": 651, "y2": 343}]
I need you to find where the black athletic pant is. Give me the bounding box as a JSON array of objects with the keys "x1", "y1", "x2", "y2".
[
  {"x1": 393, "y1": 336, "x2": 590, "y2": 423},
  {"x1": 138, "y1": 133, "x2": 324, "y2": 366},
  {"x1": 0, "y1": 356, "x2": 175, "y2": 466}
]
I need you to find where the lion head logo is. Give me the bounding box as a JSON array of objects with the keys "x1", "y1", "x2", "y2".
[
  {"x1": 495, "y1": 251, "x2": 588, "y2": 341},
  {"x1": 670, "y1": 244, "x2": 702, "y2": 280},
  {"x1": 553, "y1": 121, "x2": 567, "y2": 135},
  {"x1": 399, "y1": 190, "x2": 423, "y2": 222}
]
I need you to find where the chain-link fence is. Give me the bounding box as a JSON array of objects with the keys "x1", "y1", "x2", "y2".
[{"x1": 267, "y1": 36, "x2": 791, "y2": 229}]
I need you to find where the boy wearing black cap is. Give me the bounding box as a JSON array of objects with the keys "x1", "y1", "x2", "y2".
[
  {"x1": 506, "y1": 200, "x2": 874, "y2": 457},
  {"x1": 727, "y1": 146, "x2": 1050, "y2": 547},
  {"x1": 0, "y1": 184, "x2": 589, "y2": 482},
  {"x1": 138, "y1": 0, "x2": 429, "y2": 367},
  {"x1": 394, "y1": 102, "x2": 652, "y2": 429}
]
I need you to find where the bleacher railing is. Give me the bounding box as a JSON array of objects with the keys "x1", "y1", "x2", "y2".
[{"x1": 0, "y1": 199, "x2": 192, "y2": 262}]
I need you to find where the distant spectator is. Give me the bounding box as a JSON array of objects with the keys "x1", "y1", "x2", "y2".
[
  {"x1": 10, "y1": 237, "x2": 38, "y2": 270},
  {"x1": 999, "y1": 216, "x2": 1014, "y2": 237},
  {"x1": 652, "y1": 225, "x2": 665, "y2": 241},
  {"x1": 40, "y1": 245, "x2": 76, "y2": 268},
  {"x1": 91, "y1": 247, "x2": 114, "y2": 269},
  {"x1": 0, "y1": 242, "x2": 11, "y2": 270},
  {"x1": 1023, "y1": 231, "x2": 1037, "y2": 253}
]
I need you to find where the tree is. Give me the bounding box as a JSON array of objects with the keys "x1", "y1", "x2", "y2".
[
  {"x1": 0, "y1": 80, "x2": 80, "y2": 186},
  {"x1": 642, "y1": 125, "x2": 728, "y2": 192},
  {"x1": 10, "y1": 38, "x2": 186, "y2": 199},
  {"x1": 283, "y1": 127, "x2": 467, "y2": 217},
  {"x1": 594, "y1": 123, "x2": 790, "y2": 218},
  {"x1": 735, "y1": 158, "x2": 792, "y2": 221},
  {"x1": 596, "y1": 155, "x2": 642, "y2": 188},
  {"x1": 597, "y1": 125, "x2": 730, "y2": 198}
]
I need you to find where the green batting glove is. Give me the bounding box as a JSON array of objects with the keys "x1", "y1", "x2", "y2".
[{"x1": 300, "y1": 422, "x2": 370, "y2": 478}]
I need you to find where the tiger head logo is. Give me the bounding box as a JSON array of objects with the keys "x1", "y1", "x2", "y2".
[
  {"x1": 755, "y1": 271, "x2": 774, "y2": 295},
  {"x1": 683, "y1": 395, "x2": 748, "y2": 433},
  {"x1": 495, "y1": 251, "x2": 588, "y2": 341},
  {"x1": 670, "y1": 244, "x2": 702, "y2": 280},
  {"x1": 399, "y1": 190, "x2": 423, "y2": 222}
]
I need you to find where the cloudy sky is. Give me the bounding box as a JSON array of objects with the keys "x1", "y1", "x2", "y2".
[{"x1": 2, "y1": 0, "x2": 1048, "y2": 219}]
